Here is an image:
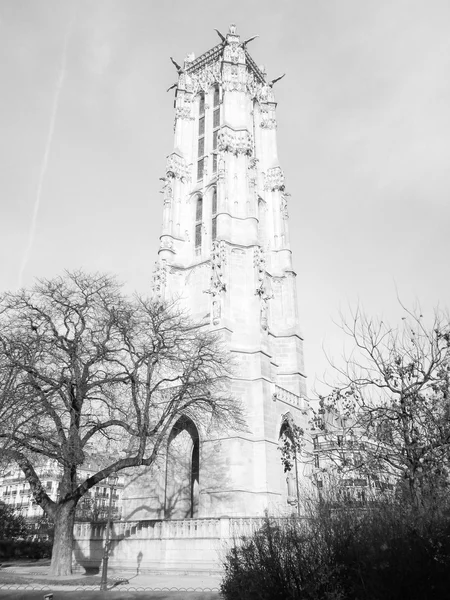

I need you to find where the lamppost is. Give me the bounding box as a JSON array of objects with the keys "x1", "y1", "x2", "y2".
[{"x1": 100, "y1": 473, "x2": 119, "y2": 591}]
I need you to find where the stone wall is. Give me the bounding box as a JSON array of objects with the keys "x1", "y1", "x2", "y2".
[{"x1": 73, "y1": 517, "x2": 268, "y2": 574}]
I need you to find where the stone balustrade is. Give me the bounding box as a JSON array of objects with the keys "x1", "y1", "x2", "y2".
[
  {"x1": 274, "y1": 385, "x2": 308, "y2": 412},
  {"x1": 75, "y1": 517, "x2": 222, "y2": 541},
  {"x1": 73, "y1": 516, "x2": 304, "y2": 573},
  {"x1": 75, "y1": 516, "x2": 274, "y2": 542}
]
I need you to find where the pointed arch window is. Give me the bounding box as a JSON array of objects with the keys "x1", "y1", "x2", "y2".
[
  {"x1": 212, "y1": 85, "x2": 220, "y2": 174},
  {"x1": 195, "y1": 196, "x2": 203, "y2": 253},
  {"x1": 165, "y1": 416, "x2": 200, "y2": 519},
  {"x1": 211, "y1": 188, "x2": 217, "y2": 242},
  {"x1": 197, "y1": 93, "x2": 205, "y2": 181}
]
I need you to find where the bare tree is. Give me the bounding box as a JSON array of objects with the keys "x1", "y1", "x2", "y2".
[
  {"x1": 0, "y1": 271, "x2": 242, "y2": 576},
  {"x1": 319, "y1": 304, "x2": 450, "y2": 510}
]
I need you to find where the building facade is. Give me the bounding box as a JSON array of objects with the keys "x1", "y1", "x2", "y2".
[
  {"x1": 0, "y1": 459, "x2": 124, "y2": 532},
  {"x1": 122, "y1": 25, "x2": 311, "y2": 522}
]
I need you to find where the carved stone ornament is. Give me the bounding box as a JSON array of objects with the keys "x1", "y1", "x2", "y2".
[
  {"x1": 222, "y1": 63, "x2": 255, "y2": 93},
  {"x1": 166, "y1": 153, "x2": 191, "y2": 183},
  {"x1": 260, "y1": 116, "x2": 277, "y2": 129},
  {"x1": 256, "y1": 84, "x2": 276, "y2": 104},
  {"x1": 248, "y1": 157, "x2": 259, "y2": 187},
  {"x1": 212, "y1": 297, "x2": 221, "y2": 325},
  {"x1": 217, "y1": 152, "x2": 226, "y2": 181},
  {"x1": 159, "y1": 173, "x2": 174, "y2": 204},
  {"x1": 152, "y1": 260, "x2": 168, "y2": 298},
  {"x1": 218, "y1": 126, "x2": 253, "y2": 156},
  {"x1": 254, "y1": 246, "x2": 273, "y2": 331},
  {"x1": 175, "y1": 105, "x2": 194, "y2": 121},
  {"x1": 248, "y1": 157, "x2": 259, "y2": 171},
  {"x1": 286, "y1": 471, "x2": 298, "y2": 506},
  {"x1": 254, "y1": 247, "x2": 273, "y2": 300},
  {"x1": 208, "y1": 241, "x2": 227, "y2": 294},
  {"x1": 264, "y1": 166, "x2": 285, "y2": 192},
  {"x1": 224, "y1": 41, "x2": 245, "y2": 65},
  {"x1": 184, "y1": 61, "x2": 222, "y2": 95},
  {"x1": 204, "y1": 241, "x2": 227, "y2": 324},
  {"x1": 280, "y1": 191, "x2": 290, "y2": 219},
  {"x1": 159, "y1": 237, "x2": 174, "y2": 251},
  {"x1": 179, "y1": 53, "x2": 262, "y2": 99}
]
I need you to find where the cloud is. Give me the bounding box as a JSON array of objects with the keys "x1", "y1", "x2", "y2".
[{"x1": 87, "y1": 30, "x2": 112, "y2": 76}]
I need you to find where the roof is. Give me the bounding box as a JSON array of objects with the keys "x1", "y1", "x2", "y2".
[{"x1": 182, "y1": 26, "x2": 267, "y2": 85}]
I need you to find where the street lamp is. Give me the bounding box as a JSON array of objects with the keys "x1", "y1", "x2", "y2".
[{"x1": 100, "y1": 473, "x2": 119, "y2": 591}]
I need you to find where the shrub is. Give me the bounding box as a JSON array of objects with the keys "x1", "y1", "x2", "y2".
[
  {"x1": 0, "y1": 501, "x2": 28, "y2": 539},
  {"x1": 221, "y1": 503, "x2": 450, "y2": 600},
  {"x1": 0, "y1": 539, "x2": 52, "y2": 560},
  {"x1": 221, "y1": 516, "x2": 344, "y2": 600}
]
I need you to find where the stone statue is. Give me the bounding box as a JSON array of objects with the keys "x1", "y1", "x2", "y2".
[
  {"x1": 170, "y1": 56, "x2": 184, "y2": 75},
  {"x1": 261, "y1": 298, "x2": 268, "y2": 331},
  {"x1": 212, "y1": 298, "x2": 221, "y2": 325},
  {"x1": 214, "y1": 28, "x2": 227, "y2": 43},
  {"x1": 286, "y1": 471, "x2": 298, "y2": 506},
  {"x1": 268, "y1": 73, "x2": 285, "y2": 88},
  {"x1": 241, "y1": 35, "x2": 259, "y2": 50}
]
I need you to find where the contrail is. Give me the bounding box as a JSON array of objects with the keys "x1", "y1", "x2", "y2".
[{"x1": 18, "y1": 9, "x2": 75, "y2": 288}]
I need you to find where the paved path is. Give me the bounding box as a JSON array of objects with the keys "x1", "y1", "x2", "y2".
[
  {"x1": 1, "y1": 592, "x2": 220, "y2": 599},
  {"x1": 0, "y1": 561, "x2": 223, "y2": 598}
]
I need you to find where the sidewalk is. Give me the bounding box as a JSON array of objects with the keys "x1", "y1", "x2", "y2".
[{"x1": 0, "y1": 560, "x2": 223, "y2": 596}]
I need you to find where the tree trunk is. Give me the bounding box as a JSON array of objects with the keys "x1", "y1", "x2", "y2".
[{"x1": 49, "y1": 500, "x2": 77, "y2": 576}]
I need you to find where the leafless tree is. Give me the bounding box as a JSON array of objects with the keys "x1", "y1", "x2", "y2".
[
  {"x1": 0, "y1": 270, "x2": 243, "y2": 576},
  {"x1": 318, "y1": 304, "x2": 450, "y2": 510}
]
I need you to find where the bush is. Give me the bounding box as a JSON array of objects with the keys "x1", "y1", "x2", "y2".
[
  {"x1": 221, "y1": 516, "x2": 344, "y2": 600},
  {"x1": 221, "y1": 503, "x2": 450, "y2": 600},
  {"x1": 335, "y1": 503, "x2": 450, "y2": 600},
  {"x1": 0, "y1": 502, "x2": 28, "y2": 539},
  {"x1": 0, "y1": 538, "x2": 52, "y2": 560}
]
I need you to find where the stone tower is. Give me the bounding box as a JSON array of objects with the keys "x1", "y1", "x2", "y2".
[{"x1": 126, "y1": 25, "x2": 309, "y2": 520}]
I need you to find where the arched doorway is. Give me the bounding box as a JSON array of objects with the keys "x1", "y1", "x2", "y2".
[{"x1": 165, "y1": 416, "x2": 200, "y2": 519}]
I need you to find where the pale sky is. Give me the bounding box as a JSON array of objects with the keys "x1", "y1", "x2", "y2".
[{"x1": 1, "y1": 0, "x2": 449, "y2": 395}]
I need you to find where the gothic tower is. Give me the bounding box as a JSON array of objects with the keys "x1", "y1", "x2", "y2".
[{"x1": 127, "y1": 25, "x2": 309, "y2": 520}]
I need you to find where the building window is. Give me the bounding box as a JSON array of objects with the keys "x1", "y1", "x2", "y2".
[
  {"x1": 195, "y1": 225, "x2": 201, "y2": 249},
  {"x1": 199, "y1": 116, "x2": 205, "y2": 136},
  {"x1": 196, "y1": 196, "x2": 203, "y2": 221},
  {"x1": 195, "y1": 196, "x2": 203, "y2": 253},
  {"x1": 213, "y1": 108, "x2": 220, "y2": 129},
  {"x1": 314, "y1": 455, "x2": 320, "y2": 469},
  {"x1": 198, "y1": 93, "x2": 206, "y2": 182},
  {"x1": 211, "y1": 188, "x2": 217, "y2": 242},
  {"x1": 197, "y1": 158, "x2": 204, "y2": 181},
  {"x1": 198, "y1": 137, "x2": 205, "y2": 157},
  {"x1": 212, "y1": 85, "x2": 220, "y2": 176}
]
